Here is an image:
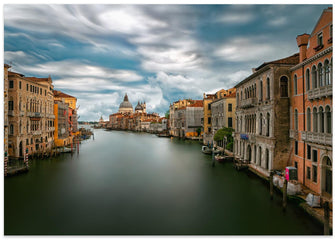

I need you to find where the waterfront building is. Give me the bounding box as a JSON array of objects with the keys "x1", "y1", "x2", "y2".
[
  {"x1": 169, "y1": 99, "x2": 194, "y2": 137},
  {"x1": 289, "y1": 7, "x2": 332, "y2": 199},
  {"x1": 210, "y1": 91, "x2": 236, "y2": 146},
  {"x1": 53, "y1": 100, "x2": 71, "y2": 147},
  {"x1": 53, "y1": 90, "x2": 79, "y2": 135},
  {"x1": 4, "y1": 64, "x2": 10, "y2": 169},
  {"x1": 7, "y1": 71, "x2": 55, "y2": 158},
  {"x1": 234, "y1": 53, "x2": 299, "y2": 177},
  {"x1": 118, "y1": 93, "x2": 133, "y2": 114},
  {"x1": 203, "y1": 88, "x2": 236, "y2": 145}
]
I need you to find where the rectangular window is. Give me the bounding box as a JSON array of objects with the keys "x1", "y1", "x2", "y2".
[
  {"x1": 208, "y1": 117, "x2": 211, "y2": 124},
  {"x1": 26, "y1": 84, "x2": 29, "y2": 91},
  {"x1": 307, "y1": 145, "x2": 311, "y2": 159},
  {"x1": 8, "y1": 101, "x2": 14, "y2": 111},
  {"x1": 228, "y1": 117, "x2": 233, "y2": 128},
  {"x1": 307, "y1": 167, "x2": 311, "y2": 180},
  {"x1": 26, "y1": 139, "x2": 29, "y2": 145},
  {"x1": 9, "y1": 80, "x2": 14, "y2": 88},
  {"x1": 40, "y1": 88, "x2": 42, "y2": 95},
  {"x1": 19, "y1": 81, "x2": 21, "y2": 89},
  {"x1": 208, "y1": 104, "x2": 211, "y2": 110},
  {"x1": 228, "y1": 103, "x2": 232, "y2": 112},
  {"x1": 45, "y1": 90, "x2": 46, "y2": 96},
  {"x1": 30, "y1": 85, "x2": 32, "y2": 92},
  {"x1": 294, "y1": 162, "x2": 298, "y2": 180},
  {"x1": 208, "y1": 127, "x2": 211, "y2": 133},
  {"x1": 317, "y1": 32, "x2": 323, "y2": 46},
  {"x1": 312, "y1": 165, "x2": 317, "y2": 182},
  {"x1": 295, "y1": 141, "x2": 298, "y2": 155},
  {"x1": 312, "y1": 149, "x2": 318, "y2": 163}
]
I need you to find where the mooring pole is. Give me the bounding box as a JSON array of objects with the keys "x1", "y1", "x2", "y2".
[
  {"x1": 324, "y1": 201, "x2": 330, "y2": 235},
  {"x1": 283, "y1": 179, "x2": 288, "y2": 211},
  {"x1": 212, "y1": 142, "x2": 215, "y2": 167},
  {"x1": 270, "y1": 171, "x2": 274, "y2": 200}
]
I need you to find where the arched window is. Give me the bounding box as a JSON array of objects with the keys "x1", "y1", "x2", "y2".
[
  {"x1": 27, "y1": 120, "x2": 29, "y2": 134},
  {"x1": 266, "y1": 77, "x2": 270, "y2": 99},
  {"x1": 259, "y1": 81, "x2": 263, "y2": 100},
  {"x1": 293, "y1": 75, "x2": 297, "y2": 95},
  {"x1": 19, "y1": 120, "x2": 22, "y2": 134},
  {"x1": 254, "y1": 84, "x2": 257, "y2": 98},
  {"x1": 318, "y1": 63, "x2": 324, "y2": 87},
  {"x1": 280, "y1": 76, "x2": 288, "y2": 97},
  {"x1": 258, "y1": 146, "x2": 262, "y2": 166},
  {"x1": 307, "y1": 108, "x2": 311, "y2": 131},
  {"x1": 313, "y1": 107, "x2": 318, "y2": 132},
  {"x1": 312, "y1": 65, "x2": 317, "y2": 88},
  {"x1": 294, "y1": 109, "x2": 298, "y2": 130},
  {"x1": 259, "y1": 113, "x2": 263, "y2": 135},
  {"x1": 325, "y1": 106, "x2": 332, "y2": 134},
  {"x1": 236, "y1": 117, "x2": 239, "y2": 132},
  {"x1": 319, "y1": 106, "x2": 324, "y2": 133},
  {"x1": 265, "y1": 149, "x2": 269, "y2": 170},
  {"x1": 324, "y1": 60, "x2": 330, "y2": 85},
  {"x1": 10, "y1": 124, "x2": 14, "y2": 135},
  {"x1": 306, "y1": 69, "x2": 310, "y2": 91},
  {"x1": 266, "y1": 113, "x2": 270, "y2": 136}
]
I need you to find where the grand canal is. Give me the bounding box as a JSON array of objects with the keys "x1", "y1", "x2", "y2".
[{"x1": 5, "y1": 128, "x2": 323, "y2": 235}]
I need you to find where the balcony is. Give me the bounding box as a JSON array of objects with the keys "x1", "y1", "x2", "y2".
[
  {"x1": 240, "y1": 98, "x2": 257, "y2": 109},
  {"x1": 27, "y1": 112, "x2": 41, "y2": 118},
  {"x1": 307, "y1": 85, "x2": 332, "y2": 100},
  {"x1": 8, "y1": 110, "x2": 14, "y2": 116},
  {"x1": 32, "y1": 130, "x2": 42, "y2": 136},
  {"x1": 290, "y1": 129, "x2": 298, "y2": 139},
  {"x1": 47, "y1": 114, "x2": 55, "y2": 119},
  {"x1": 301, "y1": 131, "x2": 332, "y2": 146},
  {"x1": 48, "y1": 127, "x2": 55, "y2": 131},
  {"x1": 19, "y1": 111, "x2": 25, "y2": 116}
]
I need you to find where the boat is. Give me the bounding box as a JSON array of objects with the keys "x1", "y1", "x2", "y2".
[
  {"x1": 59, "y1": 147, "x2": 72, "y2": 153},
  {"x1": 215, "y1": 154, "x2": 225, "y2": 162},
  {"x1": 202, "y1": 146, "x2": 221, "y2": 155}
]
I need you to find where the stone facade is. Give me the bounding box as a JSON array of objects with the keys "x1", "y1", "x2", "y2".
[
  {"x1": 4, "y1": 64, "x2": 10, "y2": 174},
  {"x1": 290, "y1": 7, "x2": 332, "y2": 199},
  {"x1": 234, "y1": 53, "x2": 299, "y2": 177},
  {"x1": 7, "y1": 71, "x2": 55, "y2": 158},
  {"x1": 169, "y1": 99, "x2": 193, "y2": 137}
]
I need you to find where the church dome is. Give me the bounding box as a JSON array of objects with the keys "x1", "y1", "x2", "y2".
[
  {"x1": 119, "y1": 94, "x2": 133, "y2": 109},
  {"x1": 135, "y1": 101, "x2": 143, "y2": 111}
]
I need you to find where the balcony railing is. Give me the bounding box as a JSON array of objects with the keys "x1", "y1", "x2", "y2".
[
  {"x1": 301, "y1": 131, "x2": 332, "y2": 146},
  {"x1": 8, "y1": 110, "x2": 14, "y2": 116},
  {"x1": 19, "y1": 111, "x2": 25, "y2": 116},
  {"x1": 290, "y1": 129, "x2": 298, "y2": 139},
  {"x1": 307, "y1": 85, "x2": 332, "y2": 100},
  {"x1": 32, "y1": 130, "x2": 42, "y2": 135},
  {"x1": 240, "y1": 98, "x2": 257, "y2": 109}
]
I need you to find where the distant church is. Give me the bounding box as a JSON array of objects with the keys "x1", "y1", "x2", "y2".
[{"x1": 118, "y1": 93, "x2": 146, "y2": 114}]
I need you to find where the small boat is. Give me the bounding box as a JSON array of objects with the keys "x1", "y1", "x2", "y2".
[
  {"x1": 59, "y1": 147, "x2": 72, "y2": 153},
  {"x1": 202, "y1": 146, "x2": 221, "y2": 155},
  {"x1": 215, "y1": 154, "x2": 225, "y2": 162}
]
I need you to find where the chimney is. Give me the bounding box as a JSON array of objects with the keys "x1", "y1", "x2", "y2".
[{"x1": 296, "y1": 33, "x2": 310, "y2": 62}]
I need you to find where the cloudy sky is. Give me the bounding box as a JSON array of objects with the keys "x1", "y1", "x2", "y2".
[{"x1": 4, "y1": 4, "x2": 330, "y2": 121}]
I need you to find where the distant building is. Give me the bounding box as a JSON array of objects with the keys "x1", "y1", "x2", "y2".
[
  {"x1": 4, "y1": 64, "x2": 10, "y2": 165},
  {"x1": 169, "y1": 99, "x2": 194, "y2": 137},
  {"x1": 290, "y1": 7, "x2": 332, "y2": 199},
  {"x1": 118, "y1": 93, "x2": 133, "y2": 114}
]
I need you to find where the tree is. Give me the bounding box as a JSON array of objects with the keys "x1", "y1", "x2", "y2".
[
  {"x1": 165, "y1": 109, "x2": 170, "y2": 119},
  {"x1": 214, "y1": 127, "x2": 234, "y2": 151},
  {"x1": 196, "y1": 127, "x2": 202, "y2": 137}
]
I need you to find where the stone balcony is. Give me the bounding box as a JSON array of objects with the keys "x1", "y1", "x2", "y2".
[
  {"x1": 48, "y1": 127, "x2": 55, "y2": 131},
  {"x1": 307, "y1": 85, "x2": 332, "y2": 100},
  {"x1": 27, "y1": 112, "x2": 41, "y2": 118},
  {"x1": 240, "y1": 98, "x2": 257, "y2": 109},
  {"x1": 32, "y1": 130, "x2": 42, "y2": 136},
  {"x1": 8, "y1": 110, "x2": 14, "y2": 116},
  {"x1": 19, "y1": 111, "x2": 25, "y2": 116},
  {"x1": 301, "y1": 131, "x2": 332, "y2": 146},
  {"x1": 290, "y1": 129, "x2": 299, "y2": 139}
]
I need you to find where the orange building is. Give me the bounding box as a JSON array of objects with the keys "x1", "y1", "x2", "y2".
[{"x1": 290, "y1": 7, "x2": 332, "y2": 200}]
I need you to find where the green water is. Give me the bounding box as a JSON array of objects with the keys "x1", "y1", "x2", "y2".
[{"x1": 4, "y1": 129, "x2": 323, "y2": 235}]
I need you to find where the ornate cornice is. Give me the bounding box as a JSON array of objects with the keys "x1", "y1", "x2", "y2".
[{"x1": 290, "y1": 46, "x2": 333, "y2": 71}]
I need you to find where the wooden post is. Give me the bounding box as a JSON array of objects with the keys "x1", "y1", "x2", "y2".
[
  {"x1": 270, "y1": 171, "x2": 274, "y2": 200},
  {"x1": 324, "y1": 201, "x2": 330, "y2": 235},
  {"x1": 283, "y1": 179, "x2": 288, "y2": 211}
]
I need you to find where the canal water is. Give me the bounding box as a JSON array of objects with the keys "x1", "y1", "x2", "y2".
[{"x1": 5, "y1": 128, "x2": 323, "y2": 235}]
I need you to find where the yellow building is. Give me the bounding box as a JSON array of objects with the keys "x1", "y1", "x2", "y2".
[
  {"x1": 53, "y1": 100, "x2": 73, "y2": 147},
  {"x1": 203, "y1": 88, "x2": 236, "y2": 145}
]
